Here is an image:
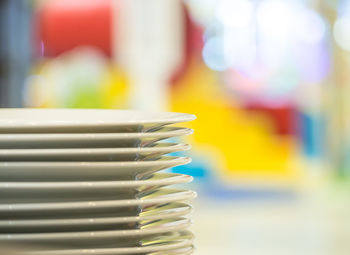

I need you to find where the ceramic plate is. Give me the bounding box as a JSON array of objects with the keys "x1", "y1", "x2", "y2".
[
  {"x1": 0, "y1": 189, "x2": 197, "y2": 216},
  {"x1": 0, "y1": 127, "x2": 193, "y2": 148},
  {"x1": 0, "y1": 156, "x2": 191, "y2": 181},
  {"x1": 0, "y1": 173, "x2": 193, "y2": 199},
  {"x1": 0, "y1": 218, "x2": 190, "y2": 244},
  {"x1": 0, "y1": 143, "x2": 190, "y2": 161},
  {"x1": 29, "y1": 231, "x2": 194, "y2": 254},
  {"x1": 0, "y1": 202, "x2": 191, "y2": 232},
  {"x1": 0, "y1": 246, "x2": 195, "y2": 255},
  {"x1": 0, "y1": 109, "x2": 196, "y2": 133},
  {"x1": 41, "y1": 246, "x2": 195, "y2": 255}
]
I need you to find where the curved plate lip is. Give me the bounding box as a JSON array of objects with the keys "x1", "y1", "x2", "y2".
[
  {"x1": 0, "y1": 189, "x2": 197, "y2": 212},
  {"x1": 0, "y1": 203, "x2": 192, "y2": 228},
  {"x1": 0, "y1": 173, "x2": 193, "y2": 191},
  {"x1": 0, "y1": 109, "x2": 196, "y2": 128},
  {"x1": 0, "y1": 143, "x2": 190, "y2": 159},
  {"x1": 29, "y1": 231, "x2": 194, "y2": 255},
  {"x1": 0, "y1": 127, "x2": 194, "y2": 142},
  {"x1": 0, "y1": 156, "x2": 191, "y2": 169},
  {"x1": 0, "y1": 218, "x2": 191, "y2": 242}
]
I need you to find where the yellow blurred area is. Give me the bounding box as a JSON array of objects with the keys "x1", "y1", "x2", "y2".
[
  {"x1": 171, "y1": 60, "x2": 300, "y2": 182},
  {"x1": 100, "y1": 66, "x2": 129, "y2": 109}
]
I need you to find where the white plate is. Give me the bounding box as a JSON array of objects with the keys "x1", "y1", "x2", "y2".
[
  {"x1": 0, "y1": 189, "x2": 197, "y2": 216},
  {"x1": 29, "y1": 231, "x2": 194, "y2": 254},
  {"x1": 0, "y1": 218, "x2": 190, "y2": 243},
  {"x1": 0, "y1": 109, "x2": 196, "y2": 133},
  {"x1": 0, "y1": 127, "x2": 193, "y2": 148},
  {"x1": 0, "y1": 245, "x2": 195, "y2": 255},
  {"x1": 0, "y1": 173, "x2": 193, "y2": 199},
  {"x1": 0, "y1": 202, "x2": 191, "y2": 231},
  {"x1": 0, "y1": 156, "x2": 191, "y2": 181},
  {"x1": 0, "y1": 143, "x2": 190, "y2": 161},
  {"x1": 0, "y1": 173, "x2": 192, "y2": 194},
  {"x1": 41, "y1": 245, "x2": 195, "y2": 255}
]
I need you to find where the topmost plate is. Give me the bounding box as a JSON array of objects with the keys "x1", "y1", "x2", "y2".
[{"x1": 0, "y1": 109, "x2": 196, "y2": 133}]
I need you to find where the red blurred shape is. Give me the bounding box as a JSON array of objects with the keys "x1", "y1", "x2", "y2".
[
  {"x1": 37, "y1": 0, "x2": 112, "y2": 57},
  {"x1": 245, "y1": 104, "x2": 296, "y2": 135}
]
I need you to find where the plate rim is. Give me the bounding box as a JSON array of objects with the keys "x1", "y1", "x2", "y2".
[
  {"x1": 0, "y1": 202, "x2": 192, "y2": 228},
  {"x1": 28, "y1": 231, "x2": 194, "y2": 255},
  {"x1": 0, "y1": 189, "x2": 197, "y2": 212},
  {"x1": 0, "y1": 173, "x2": 193, "y2": 190},
  {"x1": 0, "y1": 156, "x2": 192, "y2": 168},
  {"x1": 0, "y1": 218, "x2": 191, "y2": 241},
  {"x1": 0, "y1": 109, "x2": 196, "y2": 128},
  {"x1": 0, "y1": 127, "x2": 193, "y2": 141},
  {"x1": 0, "y1": 143, "x2": 190, "y2": 156}
]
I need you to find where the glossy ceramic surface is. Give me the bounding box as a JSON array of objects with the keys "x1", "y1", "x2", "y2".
[
  {"x1": 0, "y1": 156, "x2": 191, "y2": 181},
  {"x1": 0, "y1": 127, "x2": 193, "y2": 148},
  {"x1": 0, "y1": 202, "x2": 192, "y2": 232},
  {"x1": 0, "y1": 189, "x2": 197, "y2": 216},
  {"x1": 0, "y1": 143, "x2": 190, "y2": 161},
  {"x1": 0, "y1": 109, "x2": 196, "y2": 133}
]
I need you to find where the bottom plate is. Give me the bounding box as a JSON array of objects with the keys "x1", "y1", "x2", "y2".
[{"x1": 27, "y1": 231, "x2": 194, "y2": 255}]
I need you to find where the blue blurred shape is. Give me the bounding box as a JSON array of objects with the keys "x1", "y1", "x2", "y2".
[{"x1": 298, "y1": 111, "x2": 325, "y2": 158}]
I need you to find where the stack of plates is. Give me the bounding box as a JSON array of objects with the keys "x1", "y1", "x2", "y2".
[{"x1": 0, "y1": 109, "x2": 196, "y2": 254}]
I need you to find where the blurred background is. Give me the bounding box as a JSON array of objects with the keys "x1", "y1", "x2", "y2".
[{"x1": 1, "y1": 0, "x2": 350, "y2": 254}]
